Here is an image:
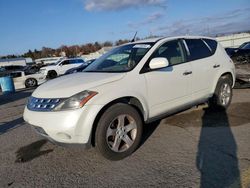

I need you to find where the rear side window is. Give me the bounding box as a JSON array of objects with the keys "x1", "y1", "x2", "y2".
[
  {"x1": 69, "y1": 60, "x2": 77, "y2": 64},
  {"x1": 203, "y1": 39, "x2": 217, "y2": 54},
  {"x1": 10, "y1": 72, "x2": 22, "y2": 78},
  {"x1": 185, "y1": 39, "x2": 212, "y2": 61}
]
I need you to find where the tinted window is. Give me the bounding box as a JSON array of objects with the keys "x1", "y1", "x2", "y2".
[
  {"x1": 69, "y1": 60, "x2": 77, "y2": 64},
  {"x1": 241, "y1": 43, "x2": 250, "y2": 50},
  {"x1": 77, "y1": 59, "x2": 84, "y2": 63},
  {"x1": 185, "y1": 39, "x2": 212, "y2": 61},
  {"x1": 10, "y1": 72, "x2": 22, "y2": 78},
  {"x1": 61, "y1": 60, "x2": 70, "y2": 65},
  {"x1": 68, "y1": 59, "x2": 83, "y2": 64},
  {"x1": 4, "y1": 66, "x2": 24, "y2": 70},
  {"x1": 152, "y1": 40, "x2": 185, "y2": 66},
  {"x1": 203, "y1": 39, "x2": 217, "y2": 54}
]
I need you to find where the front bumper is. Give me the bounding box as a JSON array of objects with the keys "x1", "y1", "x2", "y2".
[{"x1": 23, "y1": 104, "x2": 104, "y2": 145}]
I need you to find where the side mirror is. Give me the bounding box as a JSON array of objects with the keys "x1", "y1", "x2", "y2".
[{"x1": 149, "y1": 57, "x2": 169, "y2": 70}]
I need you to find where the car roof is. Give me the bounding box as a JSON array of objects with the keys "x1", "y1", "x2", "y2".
[{"x1": 132, "y1": 36, "x2": 216, "y2": 44}]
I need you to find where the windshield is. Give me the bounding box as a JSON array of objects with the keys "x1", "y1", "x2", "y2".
[
  {"x1": 49, "y1": 59, "x2": 64, "y2": 66},
  {"x1": 84, "y1": 43, "x2": 154, "y2": 72},
  {"x1": 241, "y1": 43, "x2": 250, "y2": 50},
  {"x1": 239, "y1": 42, "x2": 250, "y2": 50}
]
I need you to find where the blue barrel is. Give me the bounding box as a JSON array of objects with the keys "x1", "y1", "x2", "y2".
[{"x1": 0, "y1": 76, "x2": 15, "y2": 94}]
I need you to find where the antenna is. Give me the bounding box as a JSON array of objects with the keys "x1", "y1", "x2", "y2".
[{"x1": 131, "y1": 31, "x2": 138, "y2": 42}]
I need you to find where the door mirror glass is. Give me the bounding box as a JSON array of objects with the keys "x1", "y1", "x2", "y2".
[{"x1": 149, "y1": 57, "x2": 169, "y2": 70}]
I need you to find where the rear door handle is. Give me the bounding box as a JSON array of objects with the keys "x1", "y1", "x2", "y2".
[
  {"x1": 213, "y1": 64, "x2": 220, "y2": 68},
  {"x1": 183, "y1": 71, "x2": 192, "y2": 76}
]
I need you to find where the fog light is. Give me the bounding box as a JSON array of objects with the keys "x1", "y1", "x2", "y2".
[{"x1": 56, "y1": 132, "x2": 71, "y2": 140}]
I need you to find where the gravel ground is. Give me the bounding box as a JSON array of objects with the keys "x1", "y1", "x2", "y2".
[{"x1": 0, "y1": 89, "x2": 250, "y2": 188}]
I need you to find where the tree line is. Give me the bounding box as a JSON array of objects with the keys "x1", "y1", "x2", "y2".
[{"x1": 1, "y1": 39, "x2": 130, "y2": 60}]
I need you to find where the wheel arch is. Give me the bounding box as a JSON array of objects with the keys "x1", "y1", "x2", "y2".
[
  {"x1": 90, "y1": 96, "x2": 146, "y2": 146},
  {"x1": 212, "y1": 71, "x2": 234, "y2": 94}
]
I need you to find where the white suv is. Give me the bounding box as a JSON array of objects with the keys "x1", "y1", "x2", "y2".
[
  {"x1": 39, "y1": 58, "x2": 85, "y2": 79},
  {"x1": 24, "y1": 36, "x2": 235, "y2": 160}
]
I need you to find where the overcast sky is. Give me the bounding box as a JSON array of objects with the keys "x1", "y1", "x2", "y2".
[{"x1": 0, "y1": 0, "x2": 249, "y2": 55}]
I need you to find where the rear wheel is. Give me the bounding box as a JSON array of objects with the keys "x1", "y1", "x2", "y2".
[
  {"x1": 95, "y1": 103, "x2": 143, "y2": 160},
  {"x1": 25, "y1": 78, "x2": 37, "y2": 88},
  {"x1": 209, "y1": 76, "x2": 233, "y2": 110}
]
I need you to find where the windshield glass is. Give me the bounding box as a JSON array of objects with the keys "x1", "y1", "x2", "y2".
[
  {"x1": 84, "y1": 43, "x2": 154, "y2": 72},
  {"x1": 241, "y1": 43, "x2": 250, "y2": 50},
  {"x1": 239, "y1": 42, "x2": 250, "y2": 50}
]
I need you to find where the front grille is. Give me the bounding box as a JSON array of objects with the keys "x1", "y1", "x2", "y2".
[{"x1": 27, "y1": 96, "x2": 63, "y2": 111}]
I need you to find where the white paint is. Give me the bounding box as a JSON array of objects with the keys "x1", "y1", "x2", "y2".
[{"x1": 24, "y1": 36, "x2": 235, "y2": 145}]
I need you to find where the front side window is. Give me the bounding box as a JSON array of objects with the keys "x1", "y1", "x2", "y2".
[
  {"x1": 185, "y1": 39, "x2": 212, "y2": 61},
  {"x1": 84, "y1": 43, "x2": 153, "y2": 72},
  {"x1": 152, "y1": 40, "x2": 186, "y2": 66},
  {"x1": 60, "y1": 60, "x2": 70, "y2": 66}
]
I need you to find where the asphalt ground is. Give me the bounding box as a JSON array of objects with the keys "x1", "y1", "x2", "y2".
[{"x1": 0, "y1": 88, "x2": 250, "y2": 188}]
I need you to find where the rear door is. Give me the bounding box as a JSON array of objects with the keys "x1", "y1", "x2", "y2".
[
  {"x1": 144, "y1": 39, "x2": 193, "y2": 118},
  {"x1": 184, "y1": 38, "x2": 217, "y2": 101}
]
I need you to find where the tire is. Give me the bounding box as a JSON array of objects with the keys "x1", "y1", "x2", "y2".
[
  {"x1": 95, "y1": 103, "x2": 143, "y2": 160},
  {"x1": 209, "y1": 76, "x2": 233, "y2": 110},
  {"x1": 47, "y1": 70, "x2": 57, "y2": 79},
  {"x1": 25, "y1": 78, "x2": 37, "y2": 88}
]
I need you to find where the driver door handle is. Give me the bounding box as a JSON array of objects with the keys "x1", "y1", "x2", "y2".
[
  {"x1": 183, "y1": 71, "x2": 192, "y2": 76},
  {"x1": 213, "y1": 64, "x2": 220, "y2": 68}
]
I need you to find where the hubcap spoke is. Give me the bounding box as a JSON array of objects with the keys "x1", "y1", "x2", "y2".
[
  {"x1": 122, "y1": 135, "x2": 133, "y2": 147},
  {"x1": 220, "y1": 83, "x2": 231, "y2": 106},
  {"x1": 112, "y1": 135, "x2": 121, "y2": 152},
  {"x1": 124, "y1": 123, "x2": 136, "y2": 133},
  {"x1": 118, "y1": 115, "x2": 125, "y2": 128},
  {"x1": 106, "y1": 127, "x2": 117, "y2": 137}
]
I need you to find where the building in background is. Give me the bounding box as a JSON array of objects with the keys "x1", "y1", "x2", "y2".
[
  {"x1": 216, "y1": 33, "x2": 250, "y2": 48},
  {"x1": 0, "y1": 57, "x2": 33, "y2": 67}
]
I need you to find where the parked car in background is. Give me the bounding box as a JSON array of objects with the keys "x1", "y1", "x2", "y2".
[
  {"x1": 234, "y1": 62, "x2": 250, "y2": 88},
  {"x1": 225, "y1": 42, "x2": 250, "y2": 88},
  {"x1": 0, "y1": 65, "x2": 24, "y2": 77},
  {"x1": 35, "y1": 57, "x2": 65, "y2": 65},
  {"x1": 23, "y1": 65, "x2": 41, "y2": 74},
  {"x1": 9, "y1": 71, "x2": 46, "y2": 89},
  {"x1": 225, "y1": 41, "x2": 250, "y2": 64},
  {"x1": 65, "y1": 59, "x2": 95, "y2": 75},
  {"x1": 24, "y1": 36, "x2": 235, "y2": 160},
  {"x1": 39, "y1": 58, "x2": 85, "y2": 79}
]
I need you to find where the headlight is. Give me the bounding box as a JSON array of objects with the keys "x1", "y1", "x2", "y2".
[{"x1": 53, "y1": 90, "x2": 98, "y2": 111}]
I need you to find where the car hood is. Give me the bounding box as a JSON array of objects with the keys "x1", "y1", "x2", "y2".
[
  {"x1": 40, "y1": 65, "x2": 56, "y2": 70},
  {"x1": 32, "y1": 72, "x2": 126, "y2": 98}
]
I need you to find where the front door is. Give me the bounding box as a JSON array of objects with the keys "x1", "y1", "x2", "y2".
[{"x1": 144, "y1": 39, "x2": 193, "y2": 118}]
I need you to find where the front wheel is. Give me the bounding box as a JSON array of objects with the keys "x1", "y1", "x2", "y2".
[
  {"x1": 209, "y1": 76, "x2": 233, "y2": 110},
  {"x1": 47, "y1": 70, "x2": 57, "y2": 79},
  {"x1": 95, "y1": 103, "x2": 143, "y2": 160},
  {"x1": 25, "y1": 78, "x2": 37, "y2": 88}
]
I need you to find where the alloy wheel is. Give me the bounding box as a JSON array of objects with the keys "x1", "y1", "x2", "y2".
[{"x1": 106, "y1": 114, "x2": 137, "y2": 152}]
